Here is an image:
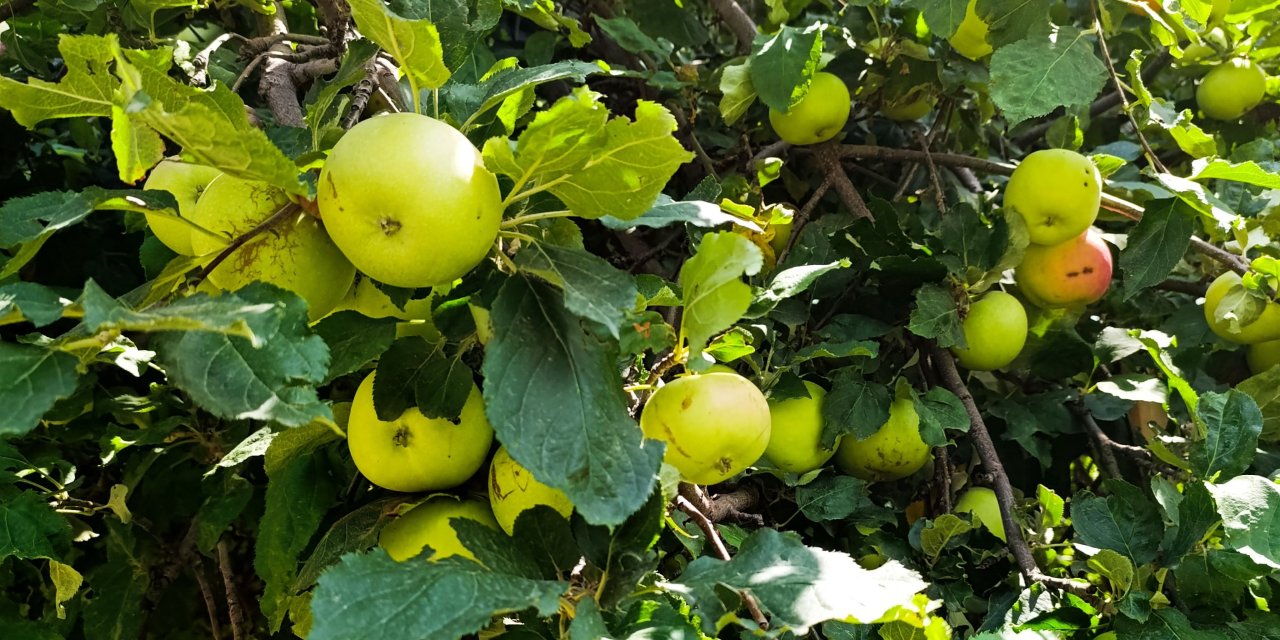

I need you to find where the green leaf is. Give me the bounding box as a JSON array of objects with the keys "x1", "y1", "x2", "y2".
[
  {"x1": 0, "y1": 282, "x2": 70, "y2": 328},
  {"x1": 1190, "y1": 390, "x2": 1263, "y2": 481},
  {"x1": 1237, "y1": 365, "x2": 1280, "y2": 441},
  {"x1": 749, "y1": 23, "x2": 824, "y2": 113},
  {"x1": 515, "y1": 242, "x2": 638, "y2": 337},
  {"x1": 388, "y1": 0, "x2": 502, "y2": 72},
  {"x1": 0, "y1": 492, "x2": 70, "y2": 561},
  {"x1": 671, "y1": 529, "x2": 928, "y2": 635},
  {"x1": 679, "y1": 232, "x2": 763, "y2": 360},
  {"x1": 1115, "y1": 608, "x2": 1218, "y2": 640},
  {"x1": 373, "y1": 337, "x2": 473, "y2": 420},
  {"x1": 294, "y1": 498, "x2": 398, "y2": 592},
  {"x1": 150, "y1": 284, "x2": 332, "y2": 428},
  {"x1": 599, "y1": 194, "x2": 761, "y2": 231},
  {"x1": 1119, "y1": 198, "x2": 1197, "y2": 299},
  {"x1": 1208, "y1": 474, "x2": 1280, "y2": 569},
  {"x1": 111, "y1": 104, "x2": 166, "y2": 183},
  {"x1": 795, "y1": 474, "x2": 880, "y2": 522},
  {"x1": 1071, "y1": 480, "x2": 1164, "y2": 565},
  {"x1": 910, "y1": 0, "x2": 970, "y2": 38},
  {"x1": 981, "y1": 0, "x2": 1053, "y2": 48},
  {"x1": 907, "y1": 283, "x2": 965, "y2": 348},
  {"x1": 0, "y1": 187, "x2": 176, "y2": 248},
  {"x1": 0, "y1": 34, "x2": 115, "y2": 127},
  {"x1": 747, "y1": 260, "x2": 849, "y2": 318},
  {"x1": 821, "y1": 371, "x2": 892, "y2": 447},
  {"x1": 596, "y1": 16, "x2": 671, "y2": 59},
  {"x1": 48, "y1": 559, "x2": 82, "y2": 619},
  {"x1": 483, "y1": 277, "x2": 661, "y2": 526},
  {"x1": 1191, "y1": 158, "x2": 1280, "y2": 190},
  {"x1": 456, "y1": 507, "x2": 579, "y2": 580},
  {"x1": 920, "y1": 514, "x2": 973, "y2": 560},
  {"x1": 83, "y1": 523, "x2": 150, "y2": 640},
  {"x1": 569, "y1": 597, "x2": 612, "y2": 640},
  {"x1": 453, "y1": 60, "x2": 602, "y2": 129},
  {"x1": 719, "y1": 60, "x2": 757, "y2": 126},
  {"x1": 256, "y1": 423, "x2": 341, "y2": 631},
  {"x1": 1087, "y1": 549, "x2": 1134, "y2": 596},
  {"x1": 310, "y1": 551, "x2": 566, "y2": 640},
  {"x1": 0, "y1": 342, "x2": 81, "y2": 437},
  {"x1": 305, "y1": 39, "x2": 381, "y2": 143},
  {"x1": 348, "y1": 0, "x2": 449, "y2": 97},
  {"x1": 80, "y1": 280, "x2": 270, "y2": 341},
  {"x1": 1174, "y1": 549, "x2": 1255, "y2": 611},
  {"x1": 1161, "y1": 481, "x2": 1218, "y2": 565},
  {"x1": 1038, "y1": 484, "x2": 1066, "y2": 528},
  {"x1": 194, "y1": 474, "x2": 254, "y2": 554},
  {"x1": 312, "y1": 311, "x2": 398, "y2": 385},
  {"x1": 988, "y1": 27, "x2": 1107, "y2": 127}
]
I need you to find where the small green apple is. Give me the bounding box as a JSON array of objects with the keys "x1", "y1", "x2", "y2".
[
  {"x1": 142, "y1": 159, "x2": 222, "y2": 256},
  {"x1": 834, "y1": 395, "x2": 930, "y2": 482},
  {"x1": 346, "y1": 371, "x2": 493, "y2": 493},
  {"x1": 189, "y1": 175, "x2": 356, "y2": 320},
  {"x1": 378, "y1": 497, "x2": 499, "y2": 562},
  {"x1": 768, "y1": 72, "x2": 851, "y2": 146},
  {"x1": 1197, "y1": 59, "x2": 1267, "y2": 121},
  {"x1": 318, "y1": 113, "x2": 503, "y2": 288},
  {"x1": 764, "y1": 381, "x2": 836, "y2": 474},
  {"x1": 640, "y1": 372, "x2": 771, "y2": 485},
  {"x1": 1247, "y1": 339, "x2": 1280, "y2": 374},
  {"x1": 1203, "y1": 271, "x2": 1280, "y2": 344},
  {"x1": 954, "y1": 486, "x2": 1007, "y2": 541},
  {"x1": 1015, "y1": 230, "x2": 1113, "y2": 309},
  {"x1": 880, "y1": 90, "x2": 937, "y2": 122},
  {"x1": 1005, "y1": 149, "x2": 1102, "y2": 246},
  {"x1": 488, "y1": 445, "x2": 573, "y2": 535},
  {"x1": 951, "y1": 291, "x2": 1028, "y2": 371},
  {"x1": 948, "y1": 0, "x2": 992, "y2": 60}
]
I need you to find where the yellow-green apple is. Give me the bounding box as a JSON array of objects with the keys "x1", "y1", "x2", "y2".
[
  {"x1": 835, "y1": 395, "x2": 930, "y2": 482},
  {"x1": 378, "y1": 497, "x2": 499, "y2": 562},
  {"x1": 768, "y1": 72, "x2": 851, "y2": 146},
  {"x1": 949, "y1": 0, "x2": 992, "y2": 60},
  {"x1": 1197, "y1": 59, "x2": 1267, "y2": 120},
  {"x1": 1015, "y1": 230, "x2": 1113, "y2": 308},
  {"x1": 487, "y1": 446, "x2": 573, "y2": 535},
  {"x1": 1248, "y1": 339, "x2": 1280, "y2": 374},
  {"x1": 1005, "y1": 149, "x2": 1102, "y2": 245},
  {"x1": 189, "y1": 175, "x2": 355, "y2": 320},
  {"x1": 881, "y1": 90, "x2": 937, "y2": 121},
  {"x1": 142, "y1": 159, "x2": 222, "y2": 255},
  {"x1": 1203, "y1": 271, "x2": 1280, "y2": 343},
  {"x1": 640, "y1": 372, "x2": 771, "y2": 485},
  {"x1": 346, "y1": 371, "x2": 493, "y2": 492},
  {"x1": 951, "y1": 291, "x2": 1028, "y2": 371},
  {"x1": 764, "y1": 381, "x2": 837, "y2": 474},
  {"x1": 954, "y1": 486, "x2": 1007, "y2": 541},
  {"x1": 318, "y1": 113, "x2": 503, "y2": 287}
]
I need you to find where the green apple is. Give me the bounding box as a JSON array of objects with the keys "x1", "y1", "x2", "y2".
[
  {"x1": 487, "y1": 445, "x2": 573, "y2": 535},
  {"x1": 835, "y1": 395, "x2": 930, "y2": 482},
  {"x1": 1203, "y1": 271, "x2": 1280, "y2": 344},
  {"x1": 189, "y1": 175, "x2": 356, "y2": 320},
  {"x1": 142, "y1": 159, "x2": 222, "y2": 255},
  {"x1": 470, "y1": 303, "x2": 494, "y2": 345},
  {"x1": 346, "y1": 371, "x2": 493, "y2": 493},
  {"x1": 1005, "y1": 149, "x2": 1102, "y2": 246},
  {"x1": 764, "y1": 381, "x2": 836, "y2": 474},
  {"x1": 1015, "y1": 230, "x2": 1113, "y2": 309},
  {"x1": 954, "y1": 486, "x2": 1007, "y2": 542},
  {"x1": 948, "y1": 0, "x2": 992, "y2": 60},
  {"x1": 1197, "y1": 59, "x2": 1267, "y2": 121},
  {"x1": 768, "y1": 72, "x2": 851, "y2": 146},
  {"x1": 881, "y1": 90, "x2": 937, "y2": 122},
  {"x1": 951, "y1": 291, "x2": 1028, "y2": 371},
  {"x1": 640, "y1": 372, "x2": 772, "y2": 485},
  {"x1": 318, "y1": 113, "x2": 503, "y2": 287},
  {"x1": 378, "y1": 496, "x2": 499, "y2": 562},
  {"x1": 1247, "y1": 339, "x2": 1280, "y2": 374}
]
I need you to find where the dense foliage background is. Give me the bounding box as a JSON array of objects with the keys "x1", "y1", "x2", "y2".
[{"x1": 3, "y1": 0, "x2": 1280, "y2": 638}]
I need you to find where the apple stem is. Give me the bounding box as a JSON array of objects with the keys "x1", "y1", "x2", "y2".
[{"x1": 674, "y1": 491, "x2": 770, "y2": 630}]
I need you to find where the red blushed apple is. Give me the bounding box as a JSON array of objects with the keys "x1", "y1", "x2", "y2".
[{"x1": 1015, "y1": 230, "x2": 1113, "y2": 309}]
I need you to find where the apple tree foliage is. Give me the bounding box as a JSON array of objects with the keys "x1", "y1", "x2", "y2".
[{"x1": 2, "y1": 0, "x2": 1280, "y2": 638}]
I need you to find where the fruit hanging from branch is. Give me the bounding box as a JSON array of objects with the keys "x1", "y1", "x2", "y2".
[
  {"x1": 1004, "y1": 149, "x2": 1102, "y2": 246},
  {"x1": 1016, "y1": 230, "x2": 1113, "y2": 309},
  {"x1": 639, "y1": 372, "x2": 771, "y2": 485},
  {"x1": 951, "y1": 291, "x2": 1028, "y2": 371},
  {"x1": 768, "y1": 71, "x2": 852, "y2": 146},
  {"x1": 834, "y1": 392, "x2": 930, "y2": 482},
  {"x1": 1203, "y1": 271, "x2": 1280, "y2": 344},
  {"x1": 1197, "y1": 59, "x2": 1268, "y2": 121},
  {"x1": 142, "y1": 159, "x2": 222, "y2": 256},
  {"x1": 764, "y1": 381, "x2": 836, "y2": 474},
  {"x1": 378, "y1": 497, "x2": 499, "y2": 562},
  {"x1": 488, "y1": 446, "x2": 573, "y2": 535}
]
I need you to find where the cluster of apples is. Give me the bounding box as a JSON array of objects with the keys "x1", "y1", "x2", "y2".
[{"x1": 1203, "y1": 271, "x2": 1280, "y2": 376}]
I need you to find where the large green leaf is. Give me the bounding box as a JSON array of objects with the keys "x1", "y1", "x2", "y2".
[
  {"x1": 749, "y1": 23, "x2": 824, "y2": 113},
  {"x1": 1190, "y1": 390, "x2": 1263, "y2": 481},
  {"x1": 0, "y1": 34, "x2": 115, "y2": 127},
  {"x1": 1208, "y1": 475, "x2": 1280, "y2": 569},
  {"x1": 348, "y1": 0, "x2": 450, "y2": 97},
  {"x1": 373, "y1": 337, "x2": 472, "y2": 420},
  {"x1": 679, "y1": 232, "x2": 763, "y2": 361},
  {"x1": 907, "y1": 283, "x2": 965, "y2": 348},
  {"x1": 1119, "y1": 198, "x2": 1198, "y2": 300},
  {"x1": 821, "y1": 372, "x2": 892, "y2": 447},
  {"x1": 515, "y1": 242, "x2": 638, "y2": 338},
  {"x1": 0, "y1": 492, "x2": 70, "y2": 561},
  {"x1": 0, "y1": 343, "x2": 81, "y2": 437},
  {"x1": 1072, "y1": 480, "x2": 1164, "y2": 566},
  {"x1": 989, "y1": 27, "x2": 1106, "y2": 126}
]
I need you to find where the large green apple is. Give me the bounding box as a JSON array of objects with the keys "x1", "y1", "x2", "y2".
[
  {"x1": 1015, "y1": 230, "x2": 1113, "y2": 309},
  {"x1": 1005, "y1": 149, "x2": 1102, "y2": 246},
  {"x1": 768, "y1": 72, "x2": 851, "y2": 146},
  {"x1": 954, "y1": 486, "x2": 1007, "y2": 541},
  {"x1": 1248, "y1": 339, "x2": 1280, "y2": 374},
  {"x1": 346, "y1": 371, "x2": 493, "y2": 492},
  {"x1": 1197, "y1": 59, "x2": 1267, "y2": 121},
  {"x1": 1203, "y1": 271, "x2": 1280, "y2": 344},
  {"x1": 189, "y1": 175, "x2": 356, "y2": 320},
  {"x1": 639, "y1": 372, "x2": 772, "y2": 485},
  {"x1": 951, "y1": 291, "x2": 1028, "y2": 371},
  {"x1": 834, "y1": 395, "x2": 930, "y2": 482},
  {"x1": 142, "y1": 159, "x2": 222, "y2": 256},
  {"x1": 317, "y1": 113, "x2": 502, "y2": 288},
  {"x1": 764, "y1": 381, "x2": 837, "y2": 474},
  {"x1": 378, "y1": 496, "x2": 499, "y2": 562},
  {"x1": 948, "y1": 0, "x2": 992, "y2": 60},
  {"x1": 487, "y1": 445, "x2": 573, "y2": 535}
]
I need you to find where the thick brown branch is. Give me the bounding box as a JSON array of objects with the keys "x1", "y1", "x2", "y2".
[
  {"x1": 681, "y1": 483, "x2": 762, "y2": 526},
  {"x1": 816, "y1": 143, "x2": 874, "y2": 220},
  {"x1": 707, "y1": 0, "x2": 757, "y2": 54},
  {"x1": 931, "y1": 347, "x2": 1092, "y2": 596},
  {"x1": 1155, "y1": 278, "x2": 1209, "y2": 297},
  {"x1": 675, "y1": 494, "x2": 770, "y2": 630},
  {"x1": 257, "y1": 3, "x2": 306, "y2": 127}
]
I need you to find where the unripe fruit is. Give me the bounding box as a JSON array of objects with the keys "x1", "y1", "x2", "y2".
[
  {"x1": 1203, "y1": 271, "x2": 1280, "y2": 344},
  {"x1": 142, "y1": 160, "x2": 222, "y2": 255},
  {"x1": 378, "y1": 497, "x2": 499, "y2": 562},
  {"x1": 834, "y1": 396, "x2": 930, "y2": 482},
  {"x1": 880, "y1": 92, "x2": 936, "y2": 121},
  {"x1": 951, "y1": 291, "x2": 1028, "y2": 371},
  {"x1": 318, "y1": 113, "x2": 503, "y2": 288},
  {"x1": 1197, "y1": 59, "x2": 1267, "y2": 121},
  {"x1": 768, "y1": 72, "x2": 852, "y2": 146},
  {"x1": 949, "y1": 0, "x2": 992, "y2": 60},
  {"x1": 954, "y1": 486, "x2": 1007, "y2": 541},
  {"x1": 1005, "y1": 149, "x2": 1102, "y2": 246},
  {"x1": 1247, "y1": 339, "x2": 1280, "y2": 374},
  {"x1": 346, "y1": 371, "x2": 494, "y2": 493},
  {"x1": 640, "y1": 372, "x2": 771, "y2": 485},
  {"x1": 1015, "y1": 230, "x2": 1113, "y2": 309},
  {"x1": 764, "y1": 381, "x2": 837, "y2": 474},
  {"x1": 488, "y1": 446, "x2": 573, "y2": 535}
]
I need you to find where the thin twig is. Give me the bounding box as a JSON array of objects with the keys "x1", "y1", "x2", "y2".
[
  {"x1": 670, "y1": 103, "x2": 719, "y2": 180},
  {"x1": 1091, "y1": 9, "x2": 1168, "y2": 174},
  {"x1": 216, "y1": 541, "x2": 245, "y2": 640},
  {"x1": 778, "y1": 175, "x2": 832, "y2": 262},
  {"x1": 194, "y1": 563, "x2": 223, "y2": 640},
  {"x1": 931, "y1": 347, "x2": 1092, "y2": 596},
  {"x1": 341, "y1": 62, "x2": 378, "y2": 129},
  {"x1": 916, "y1": 128, "x2": 947, "y2": 213},
  {"x1": 1072, "y1": 402, "x2": 1122, "y2": 479},
  {"x1": 189, "y1": 203, "x2": 300, "y2": 291},
  {"x1": 706, "y1": 0, "x2": 757, "y2": 54},
  {"x1": 675, "y1": 494, "x2": 770, "y2": 630}
]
